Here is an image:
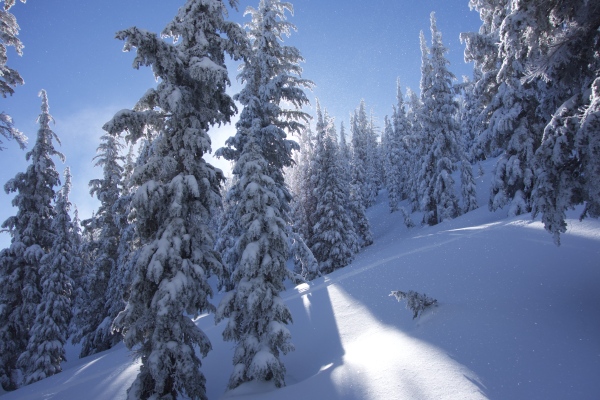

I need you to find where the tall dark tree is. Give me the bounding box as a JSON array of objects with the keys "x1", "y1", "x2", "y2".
[
  {"x1": 0, "y1": 90, "x2": 63, "y2": 391},
  {"x1": 215, "y1": 0, "x2": 312, "y2": 389},
  {"x1": 309, "y1": 108, "x2": 357, "y2": 273},
  {"x1": 73, "y1": 134, "x2": 125, "y2": 357},
  {"x1": 18, "y1": 168, "x2": 74, "y2": 385},
  {"x1": 418, "y1": 13, "x2": 461, "y2": 225},
  {"x1": 105, "y1": 1, "x2": 247, "y2": 398}
]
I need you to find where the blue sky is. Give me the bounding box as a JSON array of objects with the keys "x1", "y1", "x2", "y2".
[{"x1": 0, "y1": 0, "x2": 481, "y2": 247}]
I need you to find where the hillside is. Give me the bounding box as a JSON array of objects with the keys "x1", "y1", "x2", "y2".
[{"x1": 3, "y1": 159, "x2": 600, "y2": 400}]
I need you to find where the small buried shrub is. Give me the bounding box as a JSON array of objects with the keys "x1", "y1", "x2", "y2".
[{"x1": 390, "y1": 290, "x2": 438, "y2": 319}]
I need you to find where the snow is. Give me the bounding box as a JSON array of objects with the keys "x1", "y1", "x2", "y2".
[{"x1": 2, "y1": 158, "x2": 599, "y2": 399}]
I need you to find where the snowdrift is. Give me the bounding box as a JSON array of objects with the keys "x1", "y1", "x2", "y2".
[{"x1": 3, "y1": 159, "x2": 599, "y2": 400}]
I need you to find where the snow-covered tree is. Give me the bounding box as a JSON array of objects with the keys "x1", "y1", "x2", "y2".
[
  {"x1": 405, "y1": 87, "x2": 422, "y2": 211},
  {"x1": 347, "y1": 158, "x2": 373, "y2": 249},
  {"x1": 460, "y1": 157, "x2": 478, "y2": 213},
  {"x1": 0, "y1": 90, "x2": 63, "y2": 391},
  {"x1": 214, "y1": 176, "x2": 240, "y2": 291},
  {"x1": 309, "y1": 108, "x2": 357, "y2": 273},
  {"x1": 289, "y1": 229, "x2": 319, "y2": 281},
  {"x1": 74, "y1": 134, "x2": 125, "y2": 357},
  {"x1": 418, "y1": 13, "x2": 461, "y2": 225},
  {"x1": 215, "y1": 0, "x2": 312, "y2": 389},
  {"x1": 290, "y1": 126, "x2": 316, "y2": 247},
  {"x1": 0, "y1": 0, "x2": 27, "y2": 151},
  {"x1": 105, "y1": 1, "x2": 247, "y2": 399},
  {"x1": 387, "y1": 79, "x2": 411, "y2": 212},
  {"x1": 350, "y1": 101, "x2": 379, "y2": 208},
  {"x1": 18, "y1": 168, "x2": 74, "y2": 385},
  {"x1": 483, "y1": 1, "x2": 545, "y2": 216},
  {"x1": 460, "y1": 0, "x2": 509, "y2": 161},
  {"x1": 526, "y1": 1, "x2": 600, "y2": 243}
]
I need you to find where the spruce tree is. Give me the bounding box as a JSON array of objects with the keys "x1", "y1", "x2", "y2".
[
  {"x1": 387, "y1": 80, "x2": 411, "y2": 212},
  {"x1": 0, "y1": 90, "x2": 63, "y2": 391},
  {"x1": 105, "y1": 1, "x2": 247, "y2": 398},
  {"x1": 310, "y1": 109, "x2": 357, "y2": 273},
  {"x1": 74, "y1": 134, "x2": 125, "y2": 357},
  {"x1": 460, "y1": 0, "x2": 509, "y2": 161},
  {"x1": 525, "y1": 1, "x2": 600, "y2": 243},
  {"x1": 18, "y1": 168, "x2": 74, "y2": 385},
  {"x1": 405, "y1": 87, "x2": 422, "y2": 212},
  {"x1": 0, "y1": 0, "x2": 27, "y2": 150},
  {"x1": 486, "y1": 1, "x2": 545, "y2": 216},
  {"x1": 418, "y1": 13, "x2": 461, "y2": 225},
  {"x1": 215, "y1": 0, "x2": 312, "y2": 389}
]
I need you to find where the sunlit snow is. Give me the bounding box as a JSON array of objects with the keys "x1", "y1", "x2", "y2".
[{"x1": 2, "y1": 158, "x2": 599, "y2": 400}]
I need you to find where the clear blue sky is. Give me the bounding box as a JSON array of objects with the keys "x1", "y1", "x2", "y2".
[{"x1": 0, "y1": 0, "x2": 481, "y2": 247}]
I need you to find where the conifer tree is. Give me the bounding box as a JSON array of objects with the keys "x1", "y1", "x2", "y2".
[
  {"x1": 214, "y1": 176, "x2": 239, "y2": 291},
  {"x1": 525, "y1": 1, "x2": 600, "y2": 243},
  {"x1": 105, "y1": 1, "x2": 247, "y2": 398},
  {"x1": 486, "y1": 1, "x2": 544, "y2": 216},
  {"x1": 74, "y1": 134, "x2": 125, "y2": 357},
  {"x1": 215, "y1": 0, "x2": 312, "y2": 389},
  {"x1": 348, "y1": 114, "x2": 373, "y2": 249},
  {"x1": 460, "y1": 0, "x2": 509, "y2": 161},
  {"x1": 18, "y1": 168, "x2": 74, "y2": 385},
  {"x1": 387, "y1": 80, "x2": 410, "y2": 212},
  {"x1": 0, "y1": 0, "x2": 27, "y2": 150},
  {"x1": 405, "y1": 87, "x2": 422, "y2": 211},
  {"x1": 0, "y1": 90, "x2": 63, "y2": 391},
  {"x1": 309, "y1": 107, "x2": 357, "y2": 273},
  {"x1": 290, "y1": 127, "x2": 316, "y2": 247},
  {"x1": 418, "y1": 13, "x2": 461, "y2": 225}
]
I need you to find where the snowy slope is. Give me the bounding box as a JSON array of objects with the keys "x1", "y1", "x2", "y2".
[{"x1": 3, "y1": 159, "x2": 600, "y2": 400}]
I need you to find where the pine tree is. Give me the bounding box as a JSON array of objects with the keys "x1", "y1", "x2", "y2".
[
  {"x1": 309, "y1": 108, "x2": 357, "y2": 273},
  {"x1": 75, "y1": 134, "x2": 125, "y2": 357},
  {"x1": 105, "y1": 1, "x2": 247, "y2": 398},
  {"x1": 18, "y1": 168, "x2": 74, "y2": 385},
  {"x1": 214, "y1": 176, "x2": 239, "y2": 291},
  {"x1": 387, "y1": 80, "x2": 411, "y2": 212},
  {"x1": 290, "y1": 127, "x2": 316, "y2": 247},
  {"x1": 460, "y1": 0, "x2": 509, "y2": 160},
  {"x1": 418, "y1": 13, "x2": 461, "y2": 225},
  {"x1": 405, "y1": 87, "x2": 422, "y2": 212},
  {"x1": 525, "y1": 1, "x2": 600, "y2": 243},
  {"x1": 215, "y1": 0, "x2": 312, "y2": 389},
  {"x1": 348, "y1": 107, "x2": 374, "y2": 247},
  {"x1": 0, "y1": 0, "x2": 27, "y2": 150},
  {"x1": 484, "y1": 1, "x2": 545, "y2": 216},
  {"x1": 0, "y1": 90, "x2": 63, "y2": 391},
  {"x1": 460, "y1": 156, "x2": 478, "y2": 213},
  {"x1": 350, "y1": 101, "x2": 379, "y2": 208}
]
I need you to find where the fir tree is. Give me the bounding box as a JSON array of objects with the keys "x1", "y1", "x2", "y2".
[
  {"x1": 485, "y1": 1, "x2": 545, "y2": 216},
  {"x1": 405, "y1": 87, "x2": 422, "y2": 212},
  {"x1": 0, "y1": 0, "x2": 27, "y2": 150},
  {"x1": 418, "y1": 13, "x2": 461, "y2": 225},
  {"x1": 75, "y1": 134, "x2": 125, "y2": 357},
  {"x1": 460, "y1": 0, "x2": 509, "y2": 161},
  {"x1": 309, "y1": 108, "x2": 357, "y2": 273},
  {"x1": 0, "y1": 90, "x2": 63, "y2": 391},
  {"x1": 106, "y1": 1, "x2": 247, "y2": 398},
  {"x1": 351, "y1": 101, "x2": 378, "y2": 208},
  {"x1": 387, "y1": 79, "x2": 411, "y2": 212},
  {"x1": 525, "y1": 1, "x2": 600, "y2": 243},
  {"x1": 215, "y1": 0, "x2": 312, "y2": 389},
  {"x1": 18, "y1": 168, "x2": 74, "y2": 385}
]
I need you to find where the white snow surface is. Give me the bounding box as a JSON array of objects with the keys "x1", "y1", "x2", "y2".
[{"x1": 3, "y1": 159, "x2": 600, "y2": 399}]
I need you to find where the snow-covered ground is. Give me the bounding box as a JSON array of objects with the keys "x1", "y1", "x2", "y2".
[{"x1": 3, "y1": 159, "x2": 600, "y2": 399}]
